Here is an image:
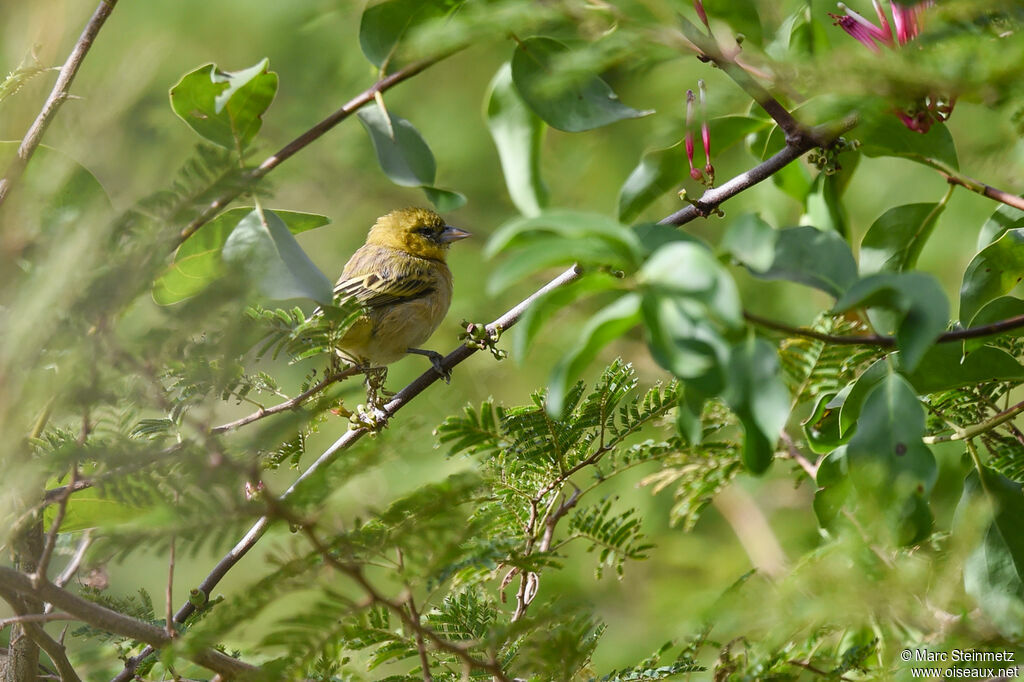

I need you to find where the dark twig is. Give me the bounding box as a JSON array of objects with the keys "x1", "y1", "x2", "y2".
[
  {"x1": 52, "y1": 531, "x2": 92, "y2": 590},
  {"x1": 111, "y1": 264, "x2": 584, "y2": 681},
  {"x1": 0, "y1": 567, "x2": 257, "y2": 678},
  {"x1": 677, "y1": 15, "x2": 807, "y2": 143},
  {"x1": 659, "y1": 118, "x2": 856, "y2": 226},
  {"x1": 210, "y1": 367, "x2": 362, "y2": 434},
  {"x1": 923, "y1": 159, "x2": 1024, "y2": 213},
  {"x1": 745, "y1": 310, "x2": 1024, "y2": 348},
  {"x1": 174, "y1": 50, "x2": 460, "y2": 248},
  {"x1": 0, "y1": 0, "x2": 120, "y2": 208},
  {"x1": 117, "y1": 101, "x2": 861, "y2": 678}
]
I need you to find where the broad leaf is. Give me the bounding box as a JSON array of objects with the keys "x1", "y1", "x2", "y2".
[
  {"x1": 641, "y1": 292, "x2": 728, "y2": 388},
  {"x1": 858, "y1": 115, "x2": 959, "y2": 171},
  {"x1": 422, "y1": 186, "x2": 467, "y2": 211},
  {"x1": 640, "y1": 241, "x2": 742, "y2": 330},
  {"x1": 486, "y1": 210, "x2": 644, "y2": 293},
  {"x1": 964, "y1": 296, "x2": 1024, "y2": 352},
  {"x1": 511, "y1": 37, "x2": 652, "y2": 133},
  {"x1": 359, "y1": 0, "x2": 449, "y2": 68},
  {"x1": 154, "y1": 209, "x2": 330, "y2": 304},
  {"x1": 846, "y1": 371, "x2": 937, "y2": 543},
  {"x1": 834, "y1": 272, "x2": 949, "y2": 371},
  {"x1": 860, "y1": 202, "x2": 946, "y2": 275},
  {"x1": 838, "y1": 357, "x2": 888, "y2": 436},
  {"x1": 903, "y1": 343, "x2": 1024, "y2": 394},
  {"x1": 723, "y1": 335, "x2": 791, "y2": 474},
  {"x1": 547, "y1": 294, "x2": 642, "y2": 416},
  {"x1": 977, "y1": 201, "x2": 1024, "y2": 250},
  {"x1": 720, "y1": 213, "x2": 777, "y2": 272},
  {"x1": 486, "y1": 62, "x2": 548, "y2": 216},
  {"x1": 0, "y1": 141, "x2": 111, "y2": 236},
  {"x1": 958, "y1": 466, "x2": 1024, "y2": 639},
  {"x1": 170, "y1": 59, "x2": 278, "y2": 151},
  {"x1": 357, "y1": 105, "x2": 436, "y2": 187},
  {"x1": 960, "y1": 228, "x2": 1024, "y2": 324},
  {"x1": 222, "y1": 207, "x2": 333, "y2": 304},
  {"x1": 514, "y1": 272, "x2": 619, "y2": 359},
  {"x1": 748, "y1": 226, "x2": 858, "y2": 298}
]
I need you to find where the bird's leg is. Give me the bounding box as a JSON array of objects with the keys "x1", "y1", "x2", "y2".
[
  {"x1": 407, "y1": 347, "x2": 451, "y2": 383},
  {"x1": 363, "y1": 366, "x2": 393, "y2": 409}
]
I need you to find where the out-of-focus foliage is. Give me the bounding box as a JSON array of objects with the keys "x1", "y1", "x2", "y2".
[{"x1": 2, "y1": 0, "x2": 1024, "y2": 679}]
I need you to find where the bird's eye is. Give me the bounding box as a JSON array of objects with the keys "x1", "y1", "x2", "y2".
[{"x1": 415, "y1": 227, "x2": 434, "y2": 236}]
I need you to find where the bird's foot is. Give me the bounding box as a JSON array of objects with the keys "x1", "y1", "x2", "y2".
[
  {"x1": 407, "y1": 347, "x2": 451, "y2": 383},
  {"x1": 362, "y1": 366, "x2": 393, "y2": 409}
]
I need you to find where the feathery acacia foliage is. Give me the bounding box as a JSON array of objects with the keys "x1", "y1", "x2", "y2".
[{"x1": 3, "y1": 0, "x2": 1024, "y2": 680}]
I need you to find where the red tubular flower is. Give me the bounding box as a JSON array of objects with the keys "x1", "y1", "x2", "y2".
[
  {"x1": 698, "y1": 80, "x2": 714, "y2": 184},
  {"x1": 829, "y1": 1, "x2": 950, "y2": 133},
  {"x1": 694, "y1": 0, "x2": 710, "y2": 30},
  {"x1": 685, "y1": 89, "x2": 703, "y2": 182}
]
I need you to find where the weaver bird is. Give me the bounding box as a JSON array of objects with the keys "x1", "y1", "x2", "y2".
[{"x1": 332, "y1": 207, "x2": 470, "y2": 379}]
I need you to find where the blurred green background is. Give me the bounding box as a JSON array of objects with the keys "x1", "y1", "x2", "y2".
[{"x1": 3, "y1": 0, "x2": 1023, "y2": 676}]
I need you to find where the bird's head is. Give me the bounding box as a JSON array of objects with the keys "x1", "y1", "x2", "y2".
[{"x1": 366, "y1": 207, "x2": 471, "y2": 261}]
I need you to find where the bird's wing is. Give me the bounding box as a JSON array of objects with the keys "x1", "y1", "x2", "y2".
[{"x1": 334, "y1": 246, "x2": 435, "y2": 309}]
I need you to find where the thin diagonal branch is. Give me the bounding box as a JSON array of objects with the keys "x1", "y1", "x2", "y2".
[
  {"x1": 0, "y1": 0, "x2": 119, "y2": 208},
  {"x1": 922, "y1": 158, "x2": 1024, "y2": 213},
  {"x1": 115, "y1": 116, "x2": 849, "y2": 679},
  {"x1": 174, "y1": 49, "x2": 460, "y2": 248},
  {"x1": 210, "y1": 367, "x2": 362, "y2": 434},
  {"x1": 923, "y1": 398, "x2": 1024, "y2": 445},
  {"x1": 0, "y1": 567, "x2": 257, "y2": 678},
  {"x1": 744, "y1": 310, "x2": 1024, "y2": 348},
  {"x1": 676, "y1": 15, "x2": 807, "y2": 143}
]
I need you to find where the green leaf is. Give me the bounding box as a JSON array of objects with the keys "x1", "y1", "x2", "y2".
[
  {"x1": 547, "y1": 294, "x2": 642, "y2": 416},
  {"x1": 0, "y1": 141, "x2": 111, "y2": 235},
  {"x1": 977, "y1": 201, "x2": 1024, "y2": 250},
  {"x1": 617, "y1": 116, "x2": 768, "y2": 222},
  {"x1": 169, "y1": 59, "x2": 278, "y2": 152},
  {"x1": 514, "y1": 272, "x2": 619, "y2": 359},
  {"x1": 834, "y1": 272, "x2": 949, "y2": 371},
  {"x1": 858, "y1": 115, "x2": 959, "y2": 170},
  {"x1": 860, "y1": 202, "x2": 946, "y2": 275},
  {"x1": 485, "y1": 62, "x2": 548, "y2": 216},
  {"x1": 153, "y1": 209, "x2": 330, "y2": 304},
  {"x1": 422, "y1": 186, "x2": 467, "y2": 211},
  {"x1": 357, "y1": 105, "x2": 436, "y2": 187},
  {"x1": 640, "y1": 241, "x2": 742, "y2": 330},
  {"x1": 641, "y1": 292, "x2": 727, "y2": 389},
  {"x1": 960, "y1": 228, "x2": 1024, "y2": 324},
  {"x1": 964, "y1": 296, "x2": 1024, "y2": 352},
  {"x1": 958, "y1": 466, "x2": 1024, "y2": 639},
  {"x1": 222, "y1": 207, "x2": 333, "y2": 304},
  {"x1": 903, "y1": 343, "x2": 1024, "y2": 394},
  {"x1": 485, "y1": 210, "x2": 644, "y2": 293},
  {"x1": 802, "y1": 173, "x2": 847, "y2": 236},
  {"x1": 846, "y1": 371, "x2": 937, "y2": 540},
  {"x1": 748, "y1": 226, "x2": 858, "y2": 298},
  {"x1": 802, "y1": 389, "x2": 850, "y2": 454},
  {"x1": 720, "y1": 213, "x2": 778, "y2": 272},
  {"x1": 510, "y1": 37, "x2": 652, "y2": 133},
  {"x1": 359, "y1": 0, "x2": 449, "y2": 68},
  {"x1": 723, "y1": 335, "x2": 791, "y2": 474},
  {"x1": 51, "y1": 489, "x2": 141, "y2": 532},
  {"x1": 839, "y1": 357, "x2": 888, "y2": 436}
]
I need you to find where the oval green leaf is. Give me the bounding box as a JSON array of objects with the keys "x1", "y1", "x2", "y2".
[
  {"x1": 485, "y1": 62, "x2": 548, "y2": 217},
  {"x1": 511, "y1": 37, "x2": 652, "y2": 133},
  {"x1": 169, "y1": 59, "x2": 278, "y2": 152}
]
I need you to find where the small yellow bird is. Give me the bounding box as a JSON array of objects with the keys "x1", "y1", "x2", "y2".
[{"x1": 332, "y1": 207, "x2": 470, "y2": 377}]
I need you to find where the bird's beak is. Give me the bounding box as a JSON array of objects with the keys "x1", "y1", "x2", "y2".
[{"x1": 440, "y1": 225, "x2": 472, "y2": 243}]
